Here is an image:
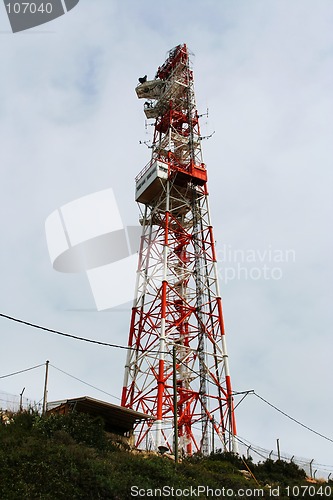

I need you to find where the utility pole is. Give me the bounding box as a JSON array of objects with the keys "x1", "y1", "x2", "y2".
[
  {"x1": 212, "y1": 417, "x2": 215, "y2": 454},
  {"x1": 19, "y1": 387, "x2": 25, "y2": 412},
  {"x1": 276, "y1": 438, "x2": 281, "y2": 460},
  {"x1": 42, "y1": 360, "x2": 49, "y2": 415}
]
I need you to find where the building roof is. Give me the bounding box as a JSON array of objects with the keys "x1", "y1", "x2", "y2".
[{"x1": 47, "y1": 396, "x2": 154, "y2": 434}]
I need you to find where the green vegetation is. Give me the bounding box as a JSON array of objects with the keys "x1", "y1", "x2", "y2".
[{"x1": 0, "y1": 410, "x2": 332, "y2": 499}]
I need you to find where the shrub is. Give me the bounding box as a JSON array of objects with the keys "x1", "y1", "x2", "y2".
[
  {"x1": 254, "y1": 459, "x2": 306, "y2": 484},
  {"x1": 34, "y1": 411, "x2": 108, "y2": 450}
]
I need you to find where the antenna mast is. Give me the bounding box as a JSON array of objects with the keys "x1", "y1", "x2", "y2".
[{"x1": 122, "y1": 44, "x2": 237, "y2": 455}]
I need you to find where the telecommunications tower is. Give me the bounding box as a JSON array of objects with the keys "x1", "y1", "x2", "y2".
[{"x1": 121, "y1": 44, "x2": 237, "y2": 455}]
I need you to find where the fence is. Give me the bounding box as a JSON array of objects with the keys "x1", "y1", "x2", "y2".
[
  {"x1": 236, "y1": 436, "x2": 333, "y2": 481},
  {"x1": 0, "y1": 391, "x2": 40, "y2": 414}
]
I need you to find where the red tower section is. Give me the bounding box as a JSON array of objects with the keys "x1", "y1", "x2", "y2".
[{"x1": 121, "y1": 44, "x2": 237, "y2": 455}]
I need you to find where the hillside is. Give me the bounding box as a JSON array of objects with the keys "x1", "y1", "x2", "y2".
[{"x1": 0, "y1": 410, "x2": 332, "y2": 499}]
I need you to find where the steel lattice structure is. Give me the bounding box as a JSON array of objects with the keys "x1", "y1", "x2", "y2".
[{"x1": 121, "y1": 44, "x2": 237, "y2": 455}]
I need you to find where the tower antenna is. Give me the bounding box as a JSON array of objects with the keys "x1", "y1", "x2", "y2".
[{"x1": 122, "y1": 44, "x2": 238, "y2": 456}]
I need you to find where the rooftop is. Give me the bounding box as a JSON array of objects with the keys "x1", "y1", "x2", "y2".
[{"x1": 47, "y1": 396, "x2": 153, "y2": 434}]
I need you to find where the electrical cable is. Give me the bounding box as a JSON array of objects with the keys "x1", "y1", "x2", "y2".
[
  {"x1": 0, "y1": 363, "x2": 44, "y2": 379},
  {"x1": 0, "y1": 398, "x2": 24, "y2": 404},
  {"x1": 2, "y1": 313, "x2": 333, "y2": 448},
  {"x1": 0, "y1": 312, "x2": 231, "y2": 357},
  {"x1": 0, "y1": 313, "x2": 133, "y2": 351},
  {"x1": 0, "y1": 312, "x2": 174, "y2": 355},
  {"x1": 174, "y1": 357, "x2": 333, "y2": 447},
  {"x1": 49, "y1": 364, "x2": 121, "y2": 401},
  {"x1": 253, "y1": 392, "x2": 333, "y2": 444}
]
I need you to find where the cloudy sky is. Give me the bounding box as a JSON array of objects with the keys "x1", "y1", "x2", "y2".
[{"x1": 0, "y1": 0, "x2": 332, "y2": 473}]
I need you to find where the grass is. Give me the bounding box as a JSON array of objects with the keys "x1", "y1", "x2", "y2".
[{"x1": 0, "y1": 410, "x2": 332, "y2": 499}]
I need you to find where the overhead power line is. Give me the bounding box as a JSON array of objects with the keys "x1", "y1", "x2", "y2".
[
  {"x1": 0, "y1": 312, "x2": 211, "y2": 356},
  {"x1": 253, "y1": 392, "x2": 333, "y2": 444},
  {"x1": 50, "y1": 364, "x2": 121, "y2": 402},
  {"x1": 1, "y1": 312, "x2": 333, "y2": 447},
  {"x1": 0, "y1": 363, "x2": 44, "y2": 379},
  {"x1": 0, "y1": 313, "x2": 131, "y2": 351},
  {"x1": 165, "y1": 358, "x2": 333, "y2": 447}
]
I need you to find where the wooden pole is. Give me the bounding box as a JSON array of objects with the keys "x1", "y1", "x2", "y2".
[
  {"x1": 276, "y1": 438, "x2": 281, "y2": 460},
  {"x1": 42, "y1": 360, "x2": 49, "y2": 415},
  {"x1": 212, "y1": 417, "x2": 215, "y2": 454},
  {"x1": 19, "y1": 387, "x2": 25, "y2": 412}
]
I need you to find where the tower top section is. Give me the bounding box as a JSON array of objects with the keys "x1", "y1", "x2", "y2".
[{"x1": 135, "y1": 44, "x2": 207, "y2": 205}]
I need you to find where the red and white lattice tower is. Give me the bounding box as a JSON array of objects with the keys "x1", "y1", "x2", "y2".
[{"x1": 121, "y1": 44, "x2": 237, "y2": 455}]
